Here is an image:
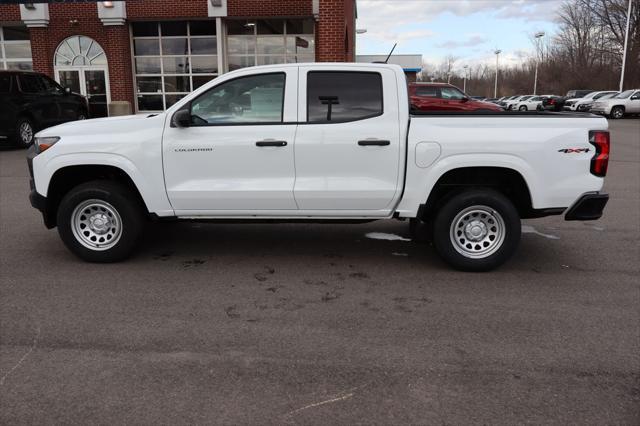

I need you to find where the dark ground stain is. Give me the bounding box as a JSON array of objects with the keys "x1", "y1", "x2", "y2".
[
  {"x1": 183, "y1": 259, "x2": 205, "y2": 268},
  {"x1": 224, "y1": 305, "x2": 240, "y2": 318},
  {"x1": 254, "y1": 266, "x2": 276, "y2": 282},
  {"x1": 153, "y1": 252, "x2": 173, "y2": 261},
  {"x1": 349, "y1": 272, "x2": 370, "y2": 279}
]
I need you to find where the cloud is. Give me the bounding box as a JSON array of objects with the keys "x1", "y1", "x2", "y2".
[
  {"x1": 368, "y1": 28, "x2": 436, "y2": 43},
  {"x1": 436, "y1": 34, "x2": 489, "y2": 49},
  {"x1": 357, "y1": 0, "x2": 563, "y2": 29}
]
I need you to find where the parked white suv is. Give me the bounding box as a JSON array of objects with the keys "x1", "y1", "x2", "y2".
[
  {"x1": 590, "y1": 89, "x2": 640, "y2": 119},
  {"x1": 564, "y1": 91, "x2": 619, "y2": 112}
]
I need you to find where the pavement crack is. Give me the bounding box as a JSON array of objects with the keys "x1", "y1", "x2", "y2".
[{"x1": 0, "y1": 322, "x2": 40, "y2": 386}]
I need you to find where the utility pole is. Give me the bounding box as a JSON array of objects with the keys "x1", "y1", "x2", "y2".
[
  {"x1": 620, "y1": 0, "x2": 633, "y2": 91},
  {"x1": 533, "y1": 32, "x2": 545, "y2": 95},
  {"x1": 463, "y1": 65, "x2": 468, "y2": 93},
  {"x1": 494, "y1": 50, "x2": 501, "y2": 98}
]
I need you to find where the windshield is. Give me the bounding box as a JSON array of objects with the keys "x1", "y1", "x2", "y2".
[
  {"x1": 593, "y1": 92, "x2": 615, "y2": 100},
  {"x1": 520, "y1": 96, "x2": 533, "y2": 101},
  {"x1": 614, "y1": 90, "x2": 634, "y2": 99}
]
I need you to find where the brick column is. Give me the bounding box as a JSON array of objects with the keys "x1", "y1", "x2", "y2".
[
  {"x1": 316, "y1": 0, "x2": 355, "y2": 62},
  {"x1": 316, "y1": 0, "x2": 345, "y2": 62},
  {"x1": 104, "y1": 25, "x2": 133, "y2": 106},
  {"x1": 29, "y1": 27, "x2": 54, "y2": 77}
]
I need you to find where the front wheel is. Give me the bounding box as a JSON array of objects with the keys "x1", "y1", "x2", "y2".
[
  {"x1": 519, "y1": 105, "x2": 527, "y2": 111},
  {"x1": 610, "y1": 106, "x2": 624, "y2": 119},
  {"x1": 57, "y1": 180, "x2": 145, "y2": 262},
  {"x1": 432, "y1": 189, "x2": 521, "y2": 271}
]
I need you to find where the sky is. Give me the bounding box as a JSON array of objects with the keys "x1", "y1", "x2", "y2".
[{"x1": 355, "y1": 0, "x2": 565, "y2": 73}]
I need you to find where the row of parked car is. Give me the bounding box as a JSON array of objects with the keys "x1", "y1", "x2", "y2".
[
  {"x1": 408, "y1": 82, "x2": 640, "y2": 119},
  {"x1": 2, "y1": 69, "x2": 639, "y2": 149}
]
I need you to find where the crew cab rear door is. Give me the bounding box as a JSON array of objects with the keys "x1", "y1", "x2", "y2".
[
  {"x1": 162, "y1": 69, "x2": 298, "y2": 212},
  {"x1": 294, "y1": 66, "x2": 402, "y2": 211}
]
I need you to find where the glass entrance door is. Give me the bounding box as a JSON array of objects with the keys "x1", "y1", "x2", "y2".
[
  {"x1": 56, "y1": 68, "x2": 109, "y2": 117},
  {"x1": 84, "y1": 70, "x2": 108, "y2": 117}
]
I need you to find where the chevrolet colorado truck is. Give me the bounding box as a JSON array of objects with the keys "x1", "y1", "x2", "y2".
[{"x1": 27, "y1": 63, "x2": 610, "y2": 271}]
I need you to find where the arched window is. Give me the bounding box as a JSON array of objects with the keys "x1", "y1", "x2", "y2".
[{"x1": 55, "y1": 36, "x2": 107, "y2": 66}]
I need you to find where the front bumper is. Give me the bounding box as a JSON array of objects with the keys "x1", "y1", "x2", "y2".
[
  {"x1": 565, "y1": 192, "x2": 609, "y2": 221},
  {"x1": 27, "y1": 147, "x2": 55, "y2": 228}
]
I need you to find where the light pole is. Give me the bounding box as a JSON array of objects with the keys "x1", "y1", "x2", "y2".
[
  {"x1": 463, "y1": 65, "x2": 469, "y2": 93},
  {"x1": 619, "y1": 0, "x2": 633, "y2": 91},
  {"x1": 494, "y1": 49, "x2": 501, "y2": 98},
  {"x1": 533, "y1": 31, "x2": 545, "y2": 95}
]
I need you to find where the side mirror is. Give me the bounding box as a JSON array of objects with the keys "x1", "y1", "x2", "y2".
[
  {"x1": 172, "y1": 109, "x2": 191, "y2": 128},
  {"x1": 461, "y1": 97, "x2": 470, "y2": 102}
]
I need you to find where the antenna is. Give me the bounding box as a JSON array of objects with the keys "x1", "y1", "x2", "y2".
[{"x1": 384, "y1": 43, "x2": 397, "y2": 63}]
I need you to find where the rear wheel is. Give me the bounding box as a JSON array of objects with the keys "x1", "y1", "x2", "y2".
[
  {"x1": 432, "y1": 189, "x2": 521, "y2": 271},
  {"x1": 57, "y1": 180, "x2": 144, "y2": 262},
  {"x1": 14, "y1": 116, "x2": 35, "y2": 148},
  {"x1": 610, "y1": 106, "x2": 624, "y2": 119}
]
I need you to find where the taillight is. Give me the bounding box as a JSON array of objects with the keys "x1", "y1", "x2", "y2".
[{"x1": 589, "y1": 130, "x2": 610, "y2": 177}]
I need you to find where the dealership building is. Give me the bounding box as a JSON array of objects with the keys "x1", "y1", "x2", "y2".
[{"x1": 0, "y1": 0, "x2": 356, "y2": 116}]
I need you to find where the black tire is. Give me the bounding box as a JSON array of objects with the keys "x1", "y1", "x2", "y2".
[
  {"x1": 56, "y1": 180, "x2": 145, "y2": 262},
  {"x1": 432, "y1": 189, "x2": 521, "y2": 271},
  {"x1": 519, "y1": 105, "x2": 527, "y2": 111},
  {"x1": 609, "y1": 106, "x2": 624, "y2": 119},
  {"x1": 14, "y1": 116, "x2": 35, "y2": 148}
]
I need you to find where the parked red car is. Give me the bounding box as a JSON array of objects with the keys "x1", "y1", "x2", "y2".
[{"x1": 409, "y1": 83, "x2": 503, "y2": 112}]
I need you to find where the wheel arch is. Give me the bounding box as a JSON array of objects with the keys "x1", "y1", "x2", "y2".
[
  {"x1": 44, "y1": 164, "x2": 150, "y2": 228},
  {"x1": 417, "y1": 166, "x2": 537, "y2": 221}
]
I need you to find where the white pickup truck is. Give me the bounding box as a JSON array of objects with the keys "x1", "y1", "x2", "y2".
[{"x1": 28, "y1": 63, "x2": 610, "y2": 271}]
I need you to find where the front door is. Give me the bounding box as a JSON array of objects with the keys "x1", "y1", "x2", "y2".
[
  {"x1": 56, "y1": 68, "x2": 109, "y2": 118},
  {"x1": 294, "y1": 67, "x2": 402, "y2": 212},
  {"x1": 163, "y1": 70, "x2": 298, "y2": 213}
]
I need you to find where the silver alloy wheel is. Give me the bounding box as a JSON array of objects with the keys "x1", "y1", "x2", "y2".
[
  {"x1": 519, "y1": 106, "x2": 527, "y2": 111},
  {"x1": 612, "y1": 107, "x2": 624, "y2": 119},
  {"x1": 71, "y1": 199, "x2": 123, "y2": 251},
  {"x1": 19, "y1": 121, "x2": 33, "y2": 145},
  {"x1": 449, "y1": 205, "x2": 506, "y2": 259}
]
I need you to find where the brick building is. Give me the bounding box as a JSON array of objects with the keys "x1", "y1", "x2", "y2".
[{"x1": 0, "y1": 0, "x2": 356, "y2": 115}]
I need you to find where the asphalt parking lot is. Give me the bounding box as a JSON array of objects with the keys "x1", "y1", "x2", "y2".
[{"x1": 1, "y1": 119, "x2": 639, "y2": 425}]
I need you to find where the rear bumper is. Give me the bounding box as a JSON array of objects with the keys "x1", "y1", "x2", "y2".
[{"x1": 565, "y1": 192, "x2": 609, "y2": 221}]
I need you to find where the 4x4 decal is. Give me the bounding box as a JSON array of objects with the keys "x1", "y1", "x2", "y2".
[{"x1": 558, "y1": 148, "x2": 591, "y2": 153}]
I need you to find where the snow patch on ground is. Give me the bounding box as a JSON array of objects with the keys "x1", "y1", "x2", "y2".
[
  {"x1": 521, "y1": 224, "x2": 560, "y2": 240},
  {"x1": 365, "y1": 232, "x2": 411, "y2": 242}
]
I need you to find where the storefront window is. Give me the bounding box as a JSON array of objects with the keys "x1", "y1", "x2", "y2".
[
  {"x1": 0, "y1": 25, "x2": 33, "y2": 71},
  {"x1": 227, "y1": 19, "x2": 315, "y2": 71},
  {"x1": 132, "y1": 21, "x2": 218, "y2": 111}
]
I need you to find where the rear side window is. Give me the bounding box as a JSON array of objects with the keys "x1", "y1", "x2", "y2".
[
  {"x1": 414, "y1": 87, "x2": 437, "y2": 97},
  {"x1": 18, "y1": 74, "x2": 45, "y2": 93},
  {"x1": 307, "y1": 71, "x2": 382, "y2": 123},
  {"x1": 0, "y1": 75, "x2": 12, "y2": 93}
]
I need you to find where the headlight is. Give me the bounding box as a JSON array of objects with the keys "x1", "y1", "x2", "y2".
[{"x1": 34, "y1": 136, "x2": 60, "y2": 154}]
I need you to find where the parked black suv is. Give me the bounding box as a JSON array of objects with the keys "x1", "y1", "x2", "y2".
[
  {"x1": 0, "y1": 71, "x2": 88, "y2": 148},
  {"x1": 542, "y1": 89, "x2": 594, "y2": 112}
]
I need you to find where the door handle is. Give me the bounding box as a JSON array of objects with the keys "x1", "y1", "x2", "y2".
[
  {"x1": 256, "y1": 140, "x2": 287, "y2": 147},
  {"x1": 358, "y1": 139, "x2": 390, "y2": 146}
]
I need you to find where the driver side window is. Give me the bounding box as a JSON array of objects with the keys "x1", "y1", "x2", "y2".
[
  {"x1": 190, "y1": 73, "x2": 285, "y2": 125},
  {"x1": 440, "y1": 87, "x2": 465, "y2": 100}
]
